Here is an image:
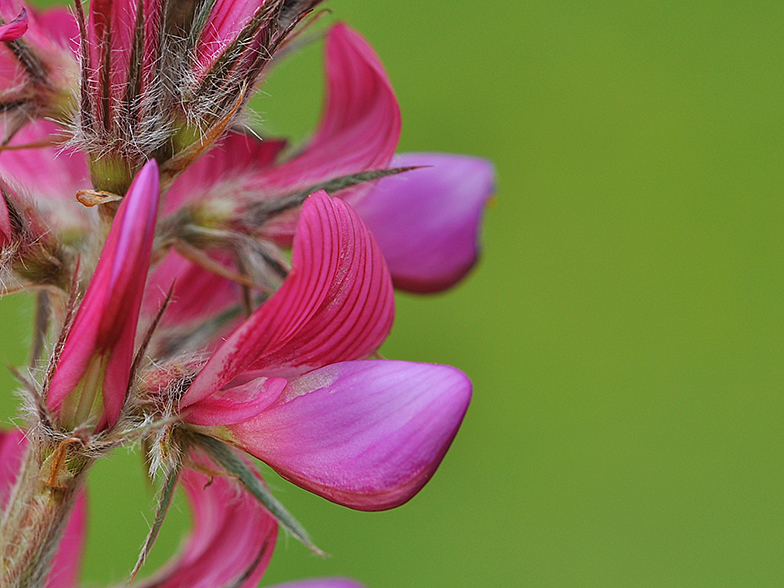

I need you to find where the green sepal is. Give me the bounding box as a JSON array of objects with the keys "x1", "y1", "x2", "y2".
[
  {"x1": 245, "y1": 166, "x2": 419, "y2": 226},
  {"x1": 130, "y1": 458, "x2": 182, "y2": 581},
  {"x1": 191, "y1": 432, "x2": 325, "y2": 556}
]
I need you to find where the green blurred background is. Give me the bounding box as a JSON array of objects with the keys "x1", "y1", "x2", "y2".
[{"x1": 2, "y1": 0, "x2": 784, "y2": 586}]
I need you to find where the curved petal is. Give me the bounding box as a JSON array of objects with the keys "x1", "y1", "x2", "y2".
[
  {"x1": 0, "y1": 8, "x2": 28, "y2": 42},
  {"x1": 0, "y1": 428, "x2": 87, "y2": 588},
  {"x1": 253, "y1": 23, "x2": 400, "y2": 241},
  {"x1": 227, "y1": 360, "x2": 472, "y2": 511},
  {"x1": 185, "y1": 376, "x2": 287, "y2": 426},
  {"x1": 353, "y1": 153, "x2": 496, "y2": 293},
  {"x1": 135, "y1": 457, "x2": 277, "y2": 588},
  {"x1": 184, "y1": 191, "x2": 394, "y2": 406},
  {"x1": 48, "y1": 160, "x2": 160, "y2": 431}
]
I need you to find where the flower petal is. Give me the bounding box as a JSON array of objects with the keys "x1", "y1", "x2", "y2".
[
  {"x1": 0, "y1": 428, "x2": 87, "y2": 588},
  {"x1": 35, "y1": 6, "x2": 80, "y2": 52},
  {"x1": 48, "y1": 160, "x2": 160, "y2": 430},
  {"x1": 353, "y1": 153, "x2": 496, "y2": 293},
  {"x1": 252, "y1": 23, "x2": 400, "y2": 241},
  {"x1": 226, "y1": 360, "x2": 472, "y2": 511},
  {"x1": 0, "y1": 120, "x2": 92, "y2": 250},
  {"x1": 143, "y1": 250, "x2": 241, "y2": 327},
  {"x1": 135, "y1": 458, "x2": 277, "y2": 588},
  {"x1": 184, "y1": 190, "x2": 394, "y2": 406},
  {"x1": 0, "y1": 8, "x2": 28, "y2": 42},
  {"x1": 164, "y1": 132, "x2": 285, "y2": 214},
  {"x1": 185, "y1": 376, "x2": 287, "y2": 426}
]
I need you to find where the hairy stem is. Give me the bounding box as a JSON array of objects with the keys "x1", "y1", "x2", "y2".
[{"x1": 0, "y1": 435, "x2": 90, "y2": 588}]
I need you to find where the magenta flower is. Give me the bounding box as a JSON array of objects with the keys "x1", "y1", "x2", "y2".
[
  {"x1": 0, "y1": 1, "x2": 492, "y2": 581},
  {"x1": 47, "y1": 160, "x2": 159, "y2": 431},
  {"x1": 134, "y1": 451, "x2": 278, "y2": 588},
  {"x1": 172, "y1": 191, "x2": 472, "y2": 510},
  {"x1": 353, "y1": 153, "x2": 496, "y2": 292}
]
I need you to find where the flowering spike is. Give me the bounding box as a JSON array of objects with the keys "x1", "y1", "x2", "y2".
[
  {"x1": 47, "y1": 160, "x2": 160, "y2": 431},
  {"x1": 353, "y1": 153, "x2": 497, "y2": 292}
]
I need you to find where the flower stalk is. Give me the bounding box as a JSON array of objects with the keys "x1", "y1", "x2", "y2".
[{"x1": 0, "y1": 434, "x2": 89, "y2": 588}]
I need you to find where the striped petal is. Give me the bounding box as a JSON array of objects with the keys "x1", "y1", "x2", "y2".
[
  {"x1": 183, "y1": 190, "x2": 394, "y2": 406},
  {"x1": 253, "y1": 23, "x2": 400, "y2": 241}
]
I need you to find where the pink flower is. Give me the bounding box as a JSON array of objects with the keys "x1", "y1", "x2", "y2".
[
  {"x1": 175, "y1": 192, "x2": 472, "y2": 510},
  {"x1": 47, "y1": 160, "x2": 159, "y2": 431},
  {"x1": 0, "y1": 426, "x2": 365, "y2": 588}
]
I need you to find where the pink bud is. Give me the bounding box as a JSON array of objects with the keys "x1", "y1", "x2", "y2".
[{"x1": 47, "y1": 160, "x2": 159, "y2": 431}]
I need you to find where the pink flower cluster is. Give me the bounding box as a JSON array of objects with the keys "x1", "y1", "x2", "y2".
[{"x1": 0, "y1": 0, "x2": 495, "y2": 585}]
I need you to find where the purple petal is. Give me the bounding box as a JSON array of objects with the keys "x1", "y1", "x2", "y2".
[
  {"x1": 353, "y1": 153, "x2": 496, "y2": 293},
  {"x1": 227, "y1": 360, "x2": 472, "y2": 510}
]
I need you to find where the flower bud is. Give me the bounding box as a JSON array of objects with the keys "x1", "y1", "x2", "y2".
[{"x1": 47, "y1": 160, "x2": 159, "y2": 432}]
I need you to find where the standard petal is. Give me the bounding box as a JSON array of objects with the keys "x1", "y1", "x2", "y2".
[
  {"x1": 226, "y1": 360, "x2": 472, "y2": 511},
  {"x1": 0, "y1": 428, "x2": 87, "y2": 588},
  {"x1": 251, "y1": 23, "x2": 400, "y2": 241},
  {"x1": 134, "y1": 458, "x2": 277, "y2": 588},
  {"x1": 47, "y1": 160, "x2": 160, "y2": 430},
  {"x1": 353, "y1": 153, "x2": 496, "y2": 293},
  {"x1": 183, "y1": 191, "x2": 394, "y2": 406}
]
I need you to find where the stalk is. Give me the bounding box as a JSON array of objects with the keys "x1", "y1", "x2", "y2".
[{"x1": 0, "y1": 435, "x2": 90, "y2": 588}]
